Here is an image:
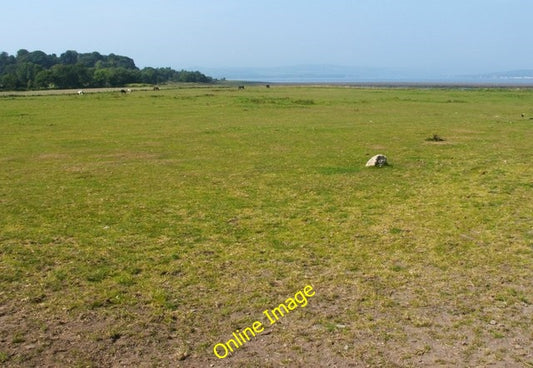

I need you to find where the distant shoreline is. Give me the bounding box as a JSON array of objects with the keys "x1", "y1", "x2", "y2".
[
  {"x1": 201, "y1": 65, "x2": 533, "y2": 87},
  {"x1": 226, "y1": 80, "x2": 533, "y2": 89},
  {"x1": 2, "y1": 82, "x2": 533, "y2": 96},
  {"x1": 262, "y1": 81, "x2": 533, "y2": 88}
]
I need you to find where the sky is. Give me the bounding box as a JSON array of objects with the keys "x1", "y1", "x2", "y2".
[{"x1": 2, "y1": 0, "x2": 532, "y2": 75}]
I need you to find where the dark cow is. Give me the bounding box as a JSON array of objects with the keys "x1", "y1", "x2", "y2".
[
  {"x1": 120, "y1": 89, "x2": 127, "y2": 94},
  {"x1": 238, "y1": 85, "x2": 245, "y2": 90},
  {"x1": 153, "y1": 86, "x2": 160, "y2": 91},
  {"x1": 266, "y1": 85, "x2": 270, "y2": 88}
]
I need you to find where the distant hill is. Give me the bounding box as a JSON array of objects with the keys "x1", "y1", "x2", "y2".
[
  {"x1": 201, "y1": 65, "x2": 533, "y2": 85},
  {"x1": 201, "y1": 65, "x2": 433, "y2": 83},
  {"x1": 0, "y1": 49, "x2": 214, "y2": 91},
  {"x1": 465, "y1": 70, "x2": 533, "y2": 81}
]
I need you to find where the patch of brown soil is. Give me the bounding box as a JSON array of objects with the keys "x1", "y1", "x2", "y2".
[{"x1": 1, "y1": 278, "x2": 532, "y2": 367}]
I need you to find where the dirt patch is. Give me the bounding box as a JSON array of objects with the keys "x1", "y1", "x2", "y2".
[
  {"x1": 3, "y1": 270, "x2": 531, "y2": 367},
  {"x1": 91, "y1": 152, "x2": 161, "y2": 161},
  {"x1": 36, "y1": 153, "x2": 71, "y2": 161},
  {"x1": 0, "y1": 301, "x2": 189, "y2": 368}
]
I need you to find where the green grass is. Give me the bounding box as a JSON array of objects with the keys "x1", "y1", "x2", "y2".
[{"x1": 1, "y1": 85, "x2": 532, "y2": 366}]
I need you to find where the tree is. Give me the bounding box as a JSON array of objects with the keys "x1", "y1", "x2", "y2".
[
  {"x1": 0, "y1": 49, "x2": 214, "y2": 90},
  {"x1": 16, "y1": 62, "x2": 43, "y2": 89},
  {"x1": 92, "y1": 68, "x2": 109, "y2": 87},
  {"x1": 16, "y1": 49, "x2": 30, "y2": 61},
  {"x1": 97, "y1": 53, "x2": 137, "y2": 69},
  {"x1": 59, "y1": 50, "x2": 79, "y2": 65},
  {"x1": 34, "y1": 70, "x2": 53, "y2": 89},
  {"x1": 92, "y1": 67, "x2": 139, "y2": 87},
  {"x1": 140, "y1": 67, "x2": 157, "y2": 84},
  {"x1": 77, "y1": 52, "x2": 104, "y2": 67},
  {"x1": 26, "y1": 50, "x2": 56, "y2": 69},
  {"x1": 174, "y1": 70, "x2": 213, "y2": 83},
  {"x1": 0, "y1": 52, "x2": 16, "y2": 75},
  {"x1": 49, "y1": 64, "x2": 91, "y2": 89},
  {"x1": 1, "y1": 72, "x2": 19, "y2": 90}
]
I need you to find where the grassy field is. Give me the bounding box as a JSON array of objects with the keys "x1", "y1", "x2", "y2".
[{"x1": 1, "y1": 85, "x2": 532, "y2": 367}]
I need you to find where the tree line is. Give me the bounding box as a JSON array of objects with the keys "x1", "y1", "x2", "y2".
[{"x1": 0, "y1": 49, "x2": 214, "y2": 90}]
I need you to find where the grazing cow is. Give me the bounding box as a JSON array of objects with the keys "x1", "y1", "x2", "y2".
[
  {"x1": 238, "y1": 85, "x2": 245, "y2": 90},
  {"x1": 77, "y1": 90, "x2": 84, "y2": 95},
  {"x1": 120, "y1": 89, "x2": 127, "y2": 94},
  {"x1": 266, "y1": 85, "x2": 270, "y2": 88},
  {"x1": 153, "y1": 86, "x2": 160, "y2": 91}
]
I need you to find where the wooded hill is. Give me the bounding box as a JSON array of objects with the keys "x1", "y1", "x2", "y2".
[{"x1": 0, "y1": 49, "x2": 213, "y2": 90}]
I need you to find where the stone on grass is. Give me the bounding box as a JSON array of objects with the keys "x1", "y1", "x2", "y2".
[{"x1": 365, "y1": 154, "x2": 388, "y2": 167}]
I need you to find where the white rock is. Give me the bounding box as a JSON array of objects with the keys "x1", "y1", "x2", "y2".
[{"x1": 365, "y1": 154, "x2": 388, "y2": 167}]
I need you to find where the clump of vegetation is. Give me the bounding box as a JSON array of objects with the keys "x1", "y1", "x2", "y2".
[
  {"x1": 425, "y1": 134, "x2": 445, "y2": 142},
  {"x1": 238, "y1": 96, "x2": 315, "y2": 107},
  {"x1": 0, "y1": 49, "x2": 214, "y2": 91},
  {"x1": 0, "y1": 351, "x2": 9, "y2": 363}
]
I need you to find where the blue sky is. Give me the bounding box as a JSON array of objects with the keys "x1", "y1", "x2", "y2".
[{"x1": 2, "y1": 0, "x2": 531, "y2": 74}]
